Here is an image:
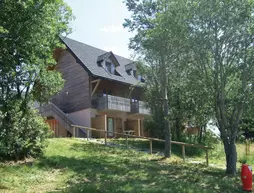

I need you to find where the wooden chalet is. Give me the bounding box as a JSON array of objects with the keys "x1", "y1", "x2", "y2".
[{"x1": 39, "y1": 37, "x2": 150, "y2": 138}]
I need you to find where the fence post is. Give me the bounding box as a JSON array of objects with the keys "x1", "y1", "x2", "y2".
[
  {"x1": 206, "y1": 149, "x2": 209, "y2": 166},
  {"x1": 126, "y1": 135, "x2": 128, "y2": 148},
  {"x1": 86, "y1": 129, "x2": 89, "y2": 141},
  {"x1": 182, "y1": 145, "x2": 186, "y2": 163},
  {"x1": 149, "y1": 139, "x2": 152, "y2": 154},
  {"x1": 104, "y1": 130, "x2": 107, "y2": 145},
  {"x1": 73, "y1": 127, "x2": 75, "y2": 138}
]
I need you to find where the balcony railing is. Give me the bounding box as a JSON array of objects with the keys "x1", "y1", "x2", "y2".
[
  {"x1": 131, "y1": 101, "x2": 150, "y2": 115},
  {"x1": 92, "y1": 95, "x2": 131, "y2": 112}
]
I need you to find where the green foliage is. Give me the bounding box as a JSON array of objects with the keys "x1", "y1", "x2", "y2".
[
  {"x1": 124, "y1": 0, "x2": 254, "y2": 174},
  {"x1": 125, "y1": 0, "x2": 213, "y2": 142},
  {"x1": 0, "y1": 0, "x2": 73, "y2": 160},
  {"x1": 32, "y1": 68, "x2": 65, "y2": 103},
  {"x1": 0, "y1": 107, "x2": 50, "y2": 160}
]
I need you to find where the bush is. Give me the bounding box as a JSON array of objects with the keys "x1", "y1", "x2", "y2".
[
  {"x1": 144, "y1": 116, "x2": 164, "y2": 138},
  {"x1": 0, "y1": 108, "x2": 51, "y2": 160}
]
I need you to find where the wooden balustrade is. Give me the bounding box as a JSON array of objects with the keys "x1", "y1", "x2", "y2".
[
  {"x1": 93, "y1": 95, "x2": 131, "y2": 112},
  {"x1": 71, "y1": 124, "x2": 213, "y2": 166}
]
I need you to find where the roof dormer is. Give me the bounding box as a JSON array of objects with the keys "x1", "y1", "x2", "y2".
[
  {"x1": 125, "y1": 62, "x2": 145, "y2": 83},
  {"x1": 125, "y1": 62, "x2": 137, "y2": 74},
  {"x1": 97, "y1": 51, "x2": 121, "y2": 76},
  {"x1": 97, "y1": 51, "x2": 120, "y2": 67}
]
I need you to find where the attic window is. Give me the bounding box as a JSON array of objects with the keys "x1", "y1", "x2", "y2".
[
  {"x1": 106, "y1": 61, "x2": 115, "y2": 74},
  {"x1": 133, "y1": 70, "x2": 137, "y2": 78},
  {"x1": 106, "y1": 61, "x2": 121, "y2": 76},
  {"x1": 133, "y1": 70, "x2": 145, "y2": 82},
  {"x1": 126, "y1": 70, "x2": 131, "y2": 75}
]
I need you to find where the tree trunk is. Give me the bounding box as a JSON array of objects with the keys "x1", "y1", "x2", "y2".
[
  {"x1": 175, "y1": 89, "x2": 181, "y2": 141},
  {"x1": 223, "y1": 137, "x2": 237, "y2": 175},
  {"x1": 163, "y1": 63, "x2": 171, "y2": 158},
  {"x1": 198, "y1": 125, "x2": 203, "y2": 143},
  {"x1": 164, "y1": 96, "x2": 171, "y2": 157},
  {"x1": 176, "y1": 117, "x2": 181, "y2": 141}
]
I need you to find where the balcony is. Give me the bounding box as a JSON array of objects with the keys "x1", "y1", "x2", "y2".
[
  {"x1": 131, "y1": 101, "x2": 150, "y2": 115},
  {"x1": 92, "y1": 95, "x2": 131, "y2": 112}
]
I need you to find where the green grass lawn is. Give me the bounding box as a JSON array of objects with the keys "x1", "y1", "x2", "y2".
[
  {"x1": 0, "y1": 138, "x2": 252, "y2": 193},
  {"x1": 104, "y1": 138, "x2": 254, "y2": 166}
]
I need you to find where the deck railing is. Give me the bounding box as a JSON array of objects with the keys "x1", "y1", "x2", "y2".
[
  {"x1": 39, "y1": 103, "x2": 86, "y2": 137},
  {"x1": 131, "y1": 101, "x2": 150, "y2": 114},
  {"x1": 71, "y1": 124, "x2": 213, "y2": 166},
  {"x1": 93, "y1": 95, "x2": 131, "y2": 112}
]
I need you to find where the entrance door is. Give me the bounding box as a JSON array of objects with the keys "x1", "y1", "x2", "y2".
[{"x1": 107, "y1": 117, "x2": 114, "y2": 137}]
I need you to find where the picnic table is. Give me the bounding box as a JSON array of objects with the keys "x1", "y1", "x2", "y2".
[{"x1": 123, "y1": 130, "x2": 134, "y2": 135}]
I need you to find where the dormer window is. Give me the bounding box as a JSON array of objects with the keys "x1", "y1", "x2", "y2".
[
  {"x1": 106, "y1": 61, "x2": 115, "y2": 74},
  {"x1": 97, "y1": 52, "x2": 121, "y2": 76},
  {"x1": 133, "y1": 70, "x2": 143, "y2": 81},
  {"x1": 133, "y1": 70, "x2": 137, "y2": 78},
  {"x1": 125, "y1": 62, "x2": 145, "y2": 82}
]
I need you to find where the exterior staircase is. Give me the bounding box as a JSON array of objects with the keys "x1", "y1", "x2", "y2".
[{"x1": 38, "y1": 102, "x2": 87, "y2": 137}]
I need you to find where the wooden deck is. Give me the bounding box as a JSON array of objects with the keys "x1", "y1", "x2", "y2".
[{"x1": 93, "y1": 95, "x2": 131, "y2": 112}]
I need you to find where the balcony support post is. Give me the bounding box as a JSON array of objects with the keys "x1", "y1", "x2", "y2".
[
  {"x1": 121, "y1": 117, "x2": 125, "y2": 133},
  {"x1": 104, "y1": 114, "x2": 107, "y2": 138},
  {"x1": 137, "y1": 118, "x2": 141, "y2": 137}
]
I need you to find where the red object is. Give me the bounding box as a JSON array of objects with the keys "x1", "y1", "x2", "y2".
[{"x1": 241, "y1": 164, "x2": 253, "y2": 191}]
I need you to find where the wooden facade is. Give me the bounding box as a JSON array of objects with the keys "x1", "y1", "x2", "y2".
[
  {"x1": 44, "y1": 48, "x2": 151, "y2": 138},
  {"x1": 91, "y1": 113, "x2": 149, "y2": 138},
  {"x1": 52, "y1": 50, "x2": 91, "y2": 113},
  {"x1": 46, "y1": 119, "x2": 68, "y2": 137},
  {"x1": 92, "y1": 78, "x2": 131, "y2": 98}
]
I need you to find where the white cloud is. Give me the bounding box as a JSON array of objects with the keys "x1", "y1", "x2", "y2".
[{"x1": 100, "y1": 24, "x2": 124, "y2": 33}]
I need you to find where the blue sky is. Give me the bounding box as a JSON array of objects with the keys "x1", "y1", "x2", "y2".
[{"x1": 64, "y1": 0, "x2": 134, "y2": 58}]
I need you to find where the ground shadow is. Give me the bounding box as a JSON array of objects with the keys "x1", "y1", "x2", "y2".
[{"x1": 36, "y1": 142, "x2": 244, "y2": 193}]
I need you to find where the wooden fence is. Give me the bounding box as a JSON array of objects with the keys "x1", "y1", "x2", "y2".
[{"x1": 71, "y1": 125, "x2": 213, "y2": 166}]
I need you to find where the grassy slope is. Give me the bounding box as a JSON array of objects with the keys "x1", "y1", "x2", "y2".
[
  {"x1": 0, "y1": 138, "x2": 252, "y2": 193},
  {"x1": 104, "y1": 138, "x2": 254, "y2": 166}
]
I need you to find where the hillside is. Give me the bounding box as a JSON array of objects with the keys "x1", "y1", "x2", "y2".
[{"x1": 0, "y1": 138, "x2": 251, "y2": 193}]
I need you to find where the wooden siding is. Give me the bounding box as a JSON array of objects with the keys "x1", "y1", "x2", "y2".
[
  {"x1": 91, "y1": 115, "x2": 106, "y2": 138},
  {"x1": 125, "y1": 119, "x2": 149, "y2": 137},
  {"x1": 115, "y1": 118, "x2": 122, "y2": 134},
  {"x1": 93, "y1": 79, "x2": 130, "y2": 98},
  {"x1": 46, "y1": 119, "x2": 68, "y2": 137},
  {"x1": 52, "y1": 50, "x2": 91, "y2": 113}
]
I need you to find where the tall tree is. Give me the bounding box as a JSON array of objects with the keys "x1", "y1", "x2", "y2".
[
  {"x1": 0, "y1": 0, "x2": 73, "y2": 159},
  {"x1": 187, "y1": 0, "x2": 254, "y2": 174},
  {"x1": 124, "y1": 0, "x2": 190, "y2": 157},
  {"x1": 125, "y1": 0, "x2": 254, "y2": 175}
]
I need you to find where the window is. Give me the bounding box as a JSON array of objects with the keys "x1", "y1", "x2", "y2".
[
  {"x1": 126, "y1": 70, "x2": 131, "y2": 75},
  {"x1": 133, "y1": 70, "x2": 137, "y2": 78},
  {"x1": 106, "y1": 61, "x2": 115, "y2": 74},
  {"x1": 132, "y1": 70, "x2": 143, "y2": 82}
]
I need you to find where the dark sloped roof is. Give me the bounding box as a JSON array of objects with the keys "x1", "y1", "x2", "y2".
[
  {"x1": 97, "y1": 51, "x2": 120, "y2": 67},
  {"x1": 61, "y1": 37, "x2": 140, "y2": 85},
  {"x1": 125, "y1": 62, "x2": 137, "y2": 71}
]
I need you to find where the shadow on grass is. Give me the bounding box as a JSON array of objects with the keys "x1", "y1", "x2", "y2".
[{"x1": 36, "y1": 141, "x2": 244, "y2": 193}]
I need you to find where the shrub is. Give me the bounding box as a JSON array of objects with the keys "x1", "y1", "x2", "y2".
[{"x1": 0, "y1": 108, "x2": 51, "y2": 160}]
